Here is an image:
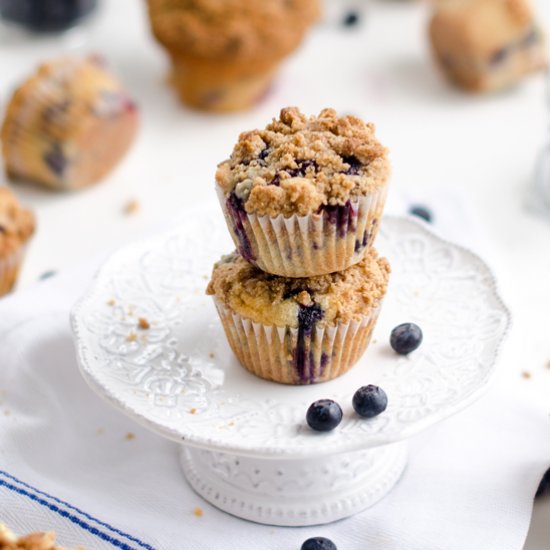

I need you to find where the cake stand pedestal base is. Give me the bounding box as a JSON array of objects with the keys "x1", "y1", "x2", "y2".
[{"x1": 180, "y1": 442, "x2": 407, "y2": 527}]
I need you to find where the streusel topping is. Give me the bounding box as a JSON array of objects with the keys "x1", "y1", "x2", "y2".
[
  {"x1": 146, "y1": 0, "x2": 319, "y2": 62},
  {"x1": 216, "y1": 107, "x2": 390, "y2": 217},
  {"x1": 0, "y1": 187, "x2": 36, "y2": 254},
  {"x1": 207, "y1": 248, "x2": 390, "y2": 327},
  {"x1": 0, "y1": 524, "x2": 83, "y2": 550}
]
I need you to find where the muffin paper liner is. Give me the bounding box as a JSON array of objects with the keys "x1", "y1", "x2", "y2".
[
  {"x1": 217, "y1": 186, "x2": 387, "y2": 277},
  {"x1": 169, "y1": 54, "x2": 278, "y2": 113},
  {"x1": 214, "y1": 299, "x2": 382, "y2": 385},
  {"x1": 0, "y1": 245, "x2": 26, "y2": 297}
]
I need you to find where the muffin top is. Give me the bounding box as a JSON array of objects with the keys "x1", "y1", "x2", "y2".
[
  {"x1": 2, "y1": 56, "x2": 135, "y2": 143},
  {"x1": 216, "y1": 107, "x2": 390, "y2": 218},
  {"x1": 207, "y1": 248, "x2": 390, "y2": 328},
  {"x1": 0, "y1": 188, "x2": 36, "y2": 255},
  {"x1": 430, "y1": 0, "x2": 537, "y2": 58},
  {"x1": 146, "y1": 0, "x2": 320, "y2": 62}
]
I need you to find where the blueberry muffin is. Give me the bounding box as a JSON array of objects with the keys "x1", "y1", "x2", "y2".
[
  {"x1": 207, "y1": 248, "x2": 390, "y2": 385},
  {"x1": 429, "y1": 0, "x2": 546, "y2": 92},
  {"x1": 0, "y1": 187, "x2": 35, "y2": 296},
  {"x1": 1, "y1": 56, "x2": 139, "y2": 191},
  {"x1": 216, "y1": 107, "x2": 390, "y2": 277},
  {"x1": 0, "y1": 524, "x2": 84, "y2": 549},
  {"x1": 145, "y1": 0, "x2": 320, "y2": 112}
]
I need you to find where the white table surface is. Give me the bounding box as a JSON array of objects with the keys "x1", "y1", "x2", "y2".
[{"x1": 1, "y1": 0, "x2": 549, "y2": 548}]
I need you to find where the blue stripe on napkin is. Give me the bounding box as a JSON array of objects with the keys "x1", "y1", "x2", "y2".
[{"x1": 0, "y1": 470, "x2": 155, "y2": 550}]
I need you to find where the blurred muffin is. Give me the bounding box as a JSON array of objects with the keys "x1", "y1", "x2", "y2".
[
  {"x1": 0, "y1": 524, "x2": 84, "y2": 549},
  {"x1": 146, "y1": 0, "x2": 320, "y2": 112},
  {"x1": 0, "y1": 187, "x2": 35, "y2": 296},
  {"x1": 216, "y1": 107, "x2": 390, "y2": 277},
  {"x1": 429, "y1": 0, "x2": 547, "y2": 92},
  {"x1": 1, "y1": 56, "x2": 139, "y2": 191},
  {"x1": 207, "y1": 249, "x2": 390, "y2": 385}
]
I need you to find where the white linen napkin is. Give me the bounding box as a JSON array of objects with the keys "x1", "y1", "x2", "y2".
[{"x1": 0, "y1": 195, "x2": 549, "y2": 550}]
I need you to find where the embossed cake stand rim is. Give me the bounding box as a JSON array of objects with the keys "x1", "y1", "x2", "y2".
[{"x1": 70, "y1": 213, "x2": 512, "y2": 460}]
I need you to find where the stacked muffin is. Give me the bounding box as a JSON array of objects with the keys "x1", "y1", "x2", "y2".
[{"x1": 207, "y1": 107, "x2": 391, "y2": 385}]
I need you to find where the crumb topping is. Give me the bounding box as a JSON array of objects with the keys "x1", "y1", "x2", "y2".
[
  {"x1": 0, "y1": 524, "x2": 83, "y2": 550},
  {"x1": 0, "y1": 187, "x2": 36, "y2": 255},
  {"x1": 216, "y1": 107, "x2": 390, "y2": 217},
  {"x1": 207, "y1": 248, "x2": 390, "y2": 327},
  {"x1": 146, "y1": 0, "x2": 319, "y2": 62}
]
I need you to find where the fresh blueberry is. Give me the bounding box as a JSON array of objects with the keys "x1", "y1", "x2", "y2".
[
  {"x1": 301, "y1": 537, "x2": 338, "y2": 550},
  {"x1": 306, "y1": 400, "x2": 342, "y2": 432},
  {"x1": 342, "y1": 11, "x2": 360, "y2": 28},
  {"x1": 352, "y1": 385, "x2": 388, "y2": 418},
  {"x1": 409, "y1": 205, "x2": 432, "y2": 223},
  {"x1": 536, "y1": 468, "x2": 550, "y2": 498},
  {"x1": 39, "y1": 270, "x2": 57, "y2": 280},
  {"x1": 390, "y1": 323, "x2": 423, "y2": 355}
]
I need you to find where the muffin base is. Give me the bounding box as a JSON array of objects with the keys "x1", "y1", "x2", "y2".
[
  {"x1": 214, "y1": 299, "x2": 381, "y2": 385},
  {"x1": 218, "y1": 186, "x2": 387, "y2": 277},
  {"x1": 169, "y1": 54, "x2": 278, "y2": 113}
]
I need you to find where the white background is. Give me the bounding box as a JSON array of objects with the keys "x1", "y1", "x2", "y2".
[{"x1": 0, "y1": 0, "x2": 549, "y2": 547}]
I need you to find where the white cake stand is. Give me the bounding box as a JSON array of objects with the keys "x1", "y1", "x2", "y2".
[{"x1": 70, "y1": 211, "x2": 510, "y2": 527}]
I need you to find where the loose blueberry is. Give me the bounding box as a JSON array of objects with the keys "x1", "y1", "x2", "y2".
[
  {"x1": 409, "y1": 205, "x2": 432, "y2": 223},
  {"x1": 39, "y1": 270, "x2": 57, "y2": 280},
  {"x1": 301, "y1": 537, "x2": 337, "y2": 550},
  {"x1": 536, "y1": 468, "x2": 550, "y2": 499},
  {"x1": 390, "y1": 323, "x2": 423, "y2": 355},
  {"x1": 306, "y1": 399, "x2": 342, "y2": 432},
  {"x1": 342, "y1": 11, "x2": 360, "y2": 28},
  {"x1": 352, "y1": 385, "x2": 388, "y2": 418}
]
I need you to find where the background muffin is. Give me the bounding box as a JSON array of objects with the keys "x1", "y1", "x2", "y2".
[
  {"x1": 1, "y1": 55, "x2": 139, "y2": 191},
  {"x1": 429, "y1": 0, "x2": 547, "y2": 92},
  {"x1": 216, "y1": 107, "x2": 390, "y2": 277},
  {"x1": 0, "y1": 187, "x2": 35, "y2": 297},
  {"x1": 207, "y1": 248, "x2": 390, "y2": 385},
  {"x1": 146, "y1": 0, "x2": 320, "y2": 112}
]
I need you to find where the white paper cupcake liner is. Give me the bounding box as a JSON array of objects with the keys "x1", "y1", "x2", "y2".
[
  {"x1": 217, "y1": 185, "x2": 387, "y2": 277},
  {"x1": 214, "y1": 299, "x2": 382, "y2": 385}
]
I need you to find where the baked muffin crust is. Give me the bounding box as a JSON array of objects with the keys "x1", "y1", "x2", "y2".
[
  {"x1": 0, "y1": 524, "x2": 83, "y2": 550},
  {"x1": 207, "y1": 248, "x2": 390, "y2": 327},
  {"x1": 0, "y1": 187, "x2": 35, "y2": 256},
  {"x1": 216, "y1": 107, "x2": 390, "y2": 217},
  {"x1": 146, "y1": 0, "x2": 320, "y2": 62}
]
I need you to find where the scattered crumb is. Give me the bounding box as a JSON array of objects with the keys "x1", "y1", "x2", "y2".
[
  {"x1": 413, "y1": 290, "x2": 420, "y2": 297},
  {"x1": 193, "y1": 507, "x2": 203, "y2": 518},
  {"x1": 228, "y1": 421, "x2": 235, "y2": 427},
  {"x1": 123, "y1": 199, "x2": 140, "y2": 215},
  {"x1": 521, "y1": 371, "x2": 532, "y2": 380},
  {"x1": 126, "y1": 332, "x2": 137, "y2": 342},
  {"x1": 125, "y1": 432, "x2": 136, "y2": 441},
  {"x1": 372, "y1": 339, "x2": 378, "y2": 344},
  {"x1": 202, "y1": 275, "x2": 209, "y2": 280},
  {"x1": 546, "y1": 361, "x2": 550, "y2": 369},
  {"x1": 208, "y1": 352, "x2": 215, "y2": 359},
  {"x1": 190, "y1": 407, "x2": 197, "y2": 415},
  {"x1": 138, "y1": 317, "x2": 150, "y2": 330},
  {"x1": 4, "y1": 410, "x2": 10, "y2": 416},
  {"x1": 128, "y1": 307, "x2": 135, "y2": 316},
  {"x1": 107, "y1": 298, "x2": 116, "y2": 306},
  {"x1": 96, "y1": 428, "x2": 105, "y2": 435}
]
